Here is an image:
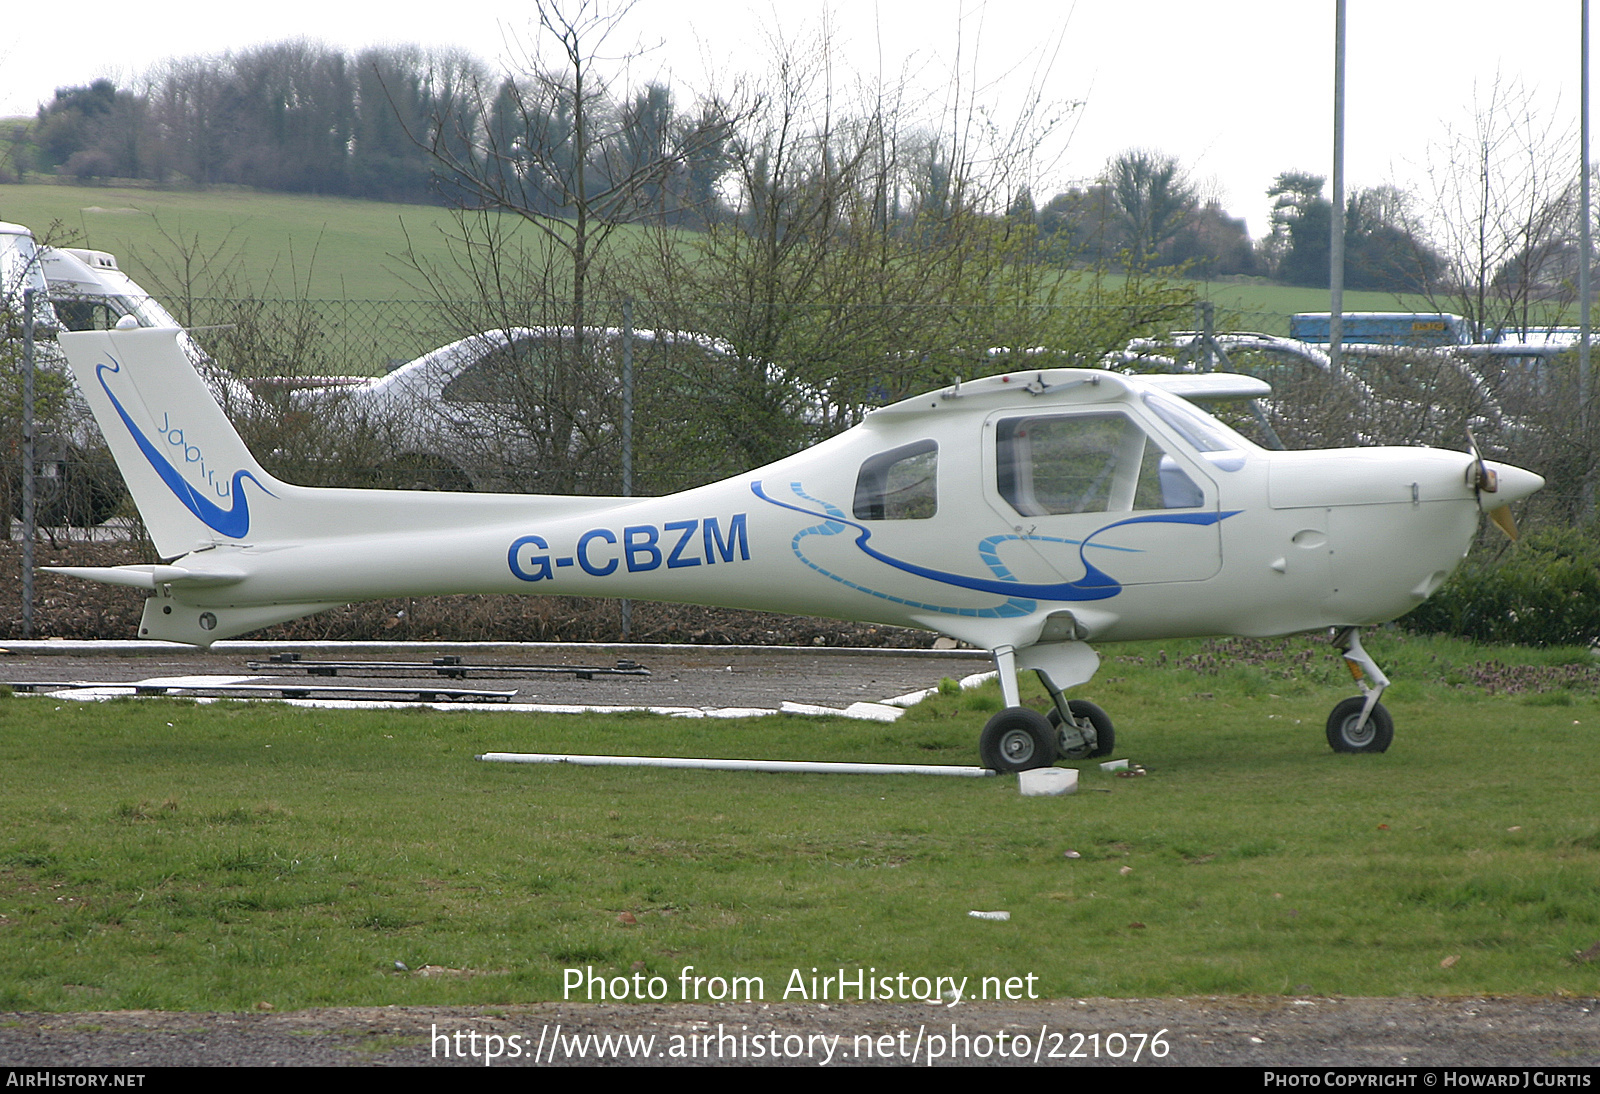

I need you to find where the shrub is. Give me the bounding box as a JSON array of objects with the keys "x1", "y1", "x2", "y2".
[{"x1": 1402, "y1": 527, "x2": 1600, "y2": 647}]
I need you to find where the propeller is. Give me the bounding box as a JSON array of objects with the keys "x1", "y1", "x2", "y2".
[{"x1": 1466, "y1": 428, "x2": 1519, "y2": 540}]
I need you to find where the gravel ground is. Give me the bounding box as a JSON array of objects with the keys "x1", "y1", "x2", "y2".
[
  {"x1": 0, "y1": 640, "x2": 991, "y2": 711},
  {"x1": 2, "y1": 997, "x2": 1598, "y2": 1067}
]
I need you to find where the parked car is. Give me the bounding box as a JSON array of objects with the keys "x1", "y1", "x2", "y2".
[
  {"x1": 1109, "y1": 328, "x2": 1508, "y2": 452},
  {"x1": 38, "y1": 245, "x2": 253, "y2": 410},
  {"x1": 2, "y1": 222, "x2": 111, "y2": 527},
  {"x1": 299, "y1": 326, "x2": 766, "y2": 494}
]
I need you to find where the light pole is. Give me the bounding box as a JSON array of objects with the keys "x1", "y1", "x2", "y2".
[
  {"x1": 1582, "y1": 0, "x2": 1593, "y2": 520},
  {"x1": 1329, "y1": 0, "x2": 1346, "y2": 378}
]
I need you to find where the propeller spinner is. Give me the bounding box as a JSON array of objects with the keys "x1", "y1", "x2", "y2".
[{"x1": 1467, "y1": 428, "x2": 1525, "y2": 540}]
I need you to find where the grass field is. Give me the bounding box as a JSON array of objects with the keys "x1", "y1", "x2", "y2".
[
  {"x1": 0, "y1": 182, "x2": 505, "y2": 302},
  {"x1": 0, "y1": 181, "x2": 1430, "y2": 333},
  {"x1": 1198, "y1": 280, "x2": 1433, "y2": 334},
  {"x1": 2, "y1": 631, "x2": 1597, "y2": 1012}
]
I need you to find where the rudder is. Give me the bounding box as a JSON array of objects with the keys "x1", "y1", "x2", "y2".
[{"x1": 59, "y1": 327, "x2": 284, "y2": 559}]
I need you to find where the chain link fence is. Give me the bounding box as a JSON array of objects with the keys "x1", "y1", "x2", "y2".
[{"x1": 3, "y1": 293, "x2": 1589, "y2": 638}]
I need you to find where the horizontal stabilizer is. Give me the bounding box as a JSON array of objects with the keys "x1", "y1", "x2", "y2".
[{"x1": 43, "y1": 565, "x2": 248, "y2": 590}]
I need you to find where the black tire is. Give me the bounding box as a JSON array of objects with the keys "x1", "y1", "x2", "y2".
[
  {"x1": 1048, "y1": 700, "x2": 1116, "y2": 759},
  {"x1": 979, "y1": 707, "x2": 1057, "y2": 773},
  {"x1": 1326, "y1": 697, "x2": 1394, "y2": 753}
]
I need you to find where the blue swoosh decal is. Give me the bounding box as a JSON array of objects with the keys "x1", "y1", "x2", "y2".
[
  {"x1": 95, "y1": 356, "x2": 273, "y2": 539},
  {"x1": 752, "y1": 480, "x2": 1238, "y2": 603},
  {"x1": 776, "y1": 484, "x2": 1036, "y2": 619}
]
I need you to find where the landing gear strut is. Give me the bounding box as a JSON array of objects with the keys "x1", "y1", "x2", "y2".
[
  {"x1": 978, "y1": 641, "x2": 1113, "y2": 772},
  {"x1": 1327, "y1": 628, "x2": 1393, "y2": 753},
  {"x1": 1047, "y1": 700, "x2": 1116, "y2": 760}
]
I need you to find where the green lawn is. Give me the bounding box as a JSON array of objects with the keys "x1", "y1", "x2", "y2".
[
  {"x1": 2, "y1": 632, "x2": 1596, "y2": 1011},
  {"x1": 1198, "y1": 279, "x2": 1436, "y2": 335}
]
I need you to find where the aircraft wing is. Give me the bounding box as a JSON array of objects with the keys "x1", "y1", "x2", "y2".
[{"x1": 1137, "y1": 373, "x2": 1272, "y2": 400}]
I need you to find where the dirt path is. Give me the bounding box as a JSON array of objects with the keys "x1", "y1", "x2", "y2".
[{"x1": 3, "y1": 997, "x2": 1598, "y2": 1067}]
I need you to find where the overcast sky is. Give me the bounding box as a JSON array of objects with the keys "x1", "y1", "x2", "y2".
[{"x1": 1, "y1": 1, "x2": 1590, "y2": 237}]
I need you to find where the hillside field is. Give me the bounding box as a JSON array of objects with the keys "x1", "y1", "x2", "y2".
[{"x1": 0, "y1": 182, "x2": 1425, "y2": 333}]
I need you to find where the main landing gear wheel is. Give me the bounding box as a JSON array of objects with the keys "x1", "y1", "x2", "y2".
[
  {"x1": 1326, "y1": 697, "x2": 1394, "y2": 753},
  {"x1": 1047, "y1": 700, "x2": 1116, "y2": 759},
  {"x1": 979, "y1": 707, "x2": 1057, "y2": 773}
]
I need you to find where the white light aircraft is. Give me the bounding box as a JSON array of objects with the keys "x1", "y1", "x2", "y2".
[{"x1": 52, "y1": 327, "x2": 1543, "y2": 771}]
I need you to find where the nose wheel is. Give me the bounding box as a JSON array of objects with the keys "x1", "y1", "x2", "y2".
[
  {"x1": 1328, "y1": 628, "x2": 1393, "y2": 753},
  {"x1": 1326, "y1": 696, "x2": 1394, "y2": 752}
]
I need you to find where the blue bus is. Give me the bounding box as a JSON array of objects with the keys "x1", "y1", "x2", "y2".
[{"x1": 1289, "y1": 312, "x2": 1471, "y2": 347}]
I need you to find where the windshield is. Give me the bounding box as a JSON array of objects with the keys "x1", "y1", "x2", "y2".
[{"x1": 1140, "y1": 390, "x2": 1256, "y2": 471}]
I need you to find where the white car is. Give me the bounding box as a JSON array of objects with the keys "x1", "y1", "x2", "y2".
[
  {"x1": 2, "y1": 226, "x2": 117, "y2": 525},
  {"x1": 307, "y1": 326, "x2": 760, "y2": 493},
  {"x1": 1109, "y1": 329, "x2": 1508, "y2": 449}
]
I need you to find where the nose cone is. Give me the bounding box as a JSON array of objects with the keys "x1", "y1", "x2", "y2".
[{"x1": 1480, "y1": 461, "x2": 1544, "y2": 511}]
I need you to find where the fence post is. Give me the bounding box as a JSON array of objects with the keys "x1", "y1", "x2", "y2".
[
  {"x1": 21, "y1": 288, "x2": 36, "y2": 639},
  {"x1": 620, "y1": 299, "x2": 634, "y2": 641},
  {"x1": 1581, "y1": 0, "x2": 1594, "y2": 521}
]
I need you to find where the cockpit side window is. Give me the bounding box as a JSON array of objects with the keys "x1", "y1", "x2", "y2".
[
  {"x1": 853, "y1": 439, "x2": 938, "y2": 520},
  {"x1": 996, "y1": 413, "x2": 1203, "y2": 516}
]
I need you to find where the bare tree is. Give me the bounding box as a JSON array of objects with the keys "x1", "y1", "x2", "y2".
[
  {"x1": 628, "y1": 29, "x2": 898, "y2": 469},
  {"x1": 1420, "y1": 78, "x2": 1578, "y2": 341},
  {"x1": 407, "y1": 0, "x2": 738, "y2": 492},
  {"x1": 422, "y1": 2, "x2": 728, "y2": 317},
  {"x1": 630, "y1": 20, "x2": 1195, "y2": 468}
]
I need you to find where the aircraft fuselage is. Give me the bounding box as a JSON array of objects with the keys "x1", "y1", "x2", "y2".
[{"x1": 90, "y1": 351, "x2": 1527, "y2": 655}]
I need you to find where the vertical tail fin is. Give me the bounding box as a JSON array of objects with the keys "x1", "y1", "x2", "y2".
[{"x1": 59, "y1": 327, "x2": 284, "y2": 559}]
